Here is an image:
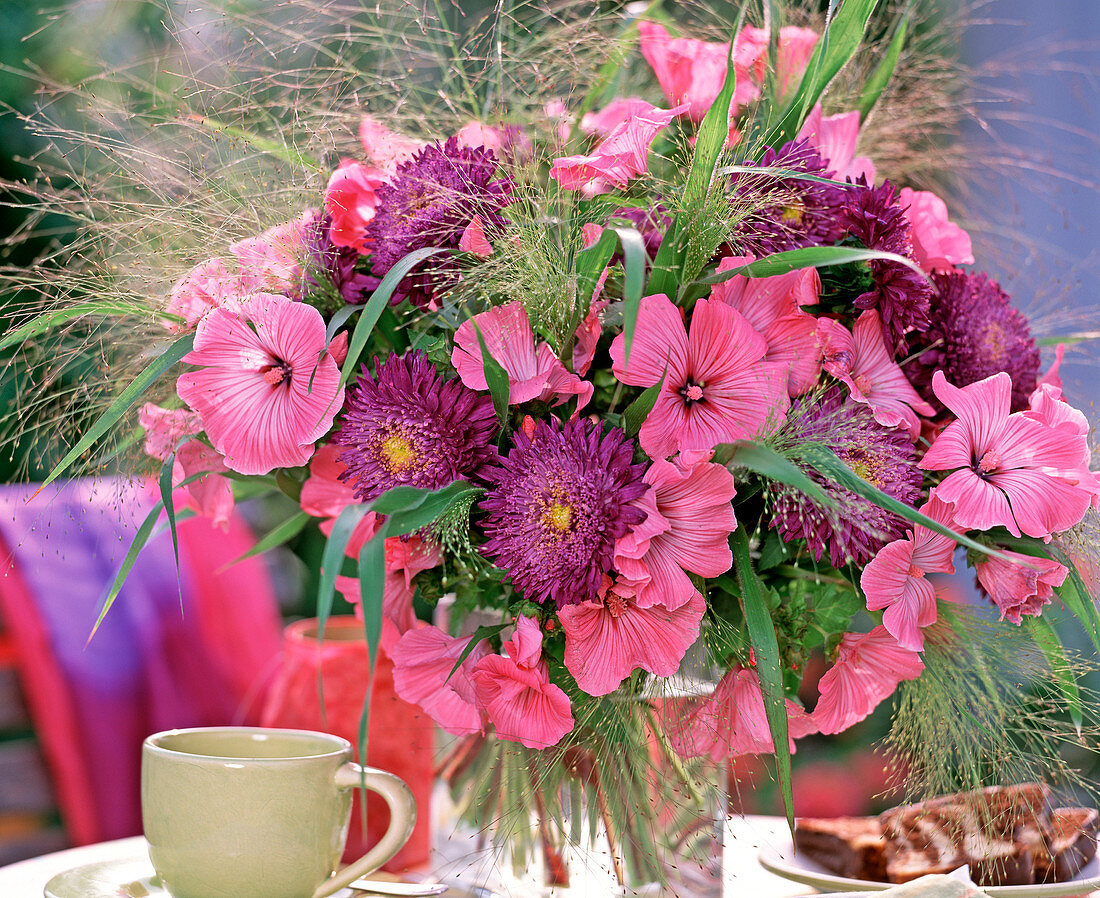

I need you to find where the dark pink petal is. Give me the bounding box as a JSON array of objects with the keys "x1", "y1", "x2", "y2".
[
  {"x1": 458, "y1": 215, "x2": 493, "y2": 257},
  {"x1": 470, "y1": 654, "x2": 573, "y2": 748},
  {"x1": 932, "y1": 470, "x2": 1018, "y2": 536},
  {"x1": 921, "y1": 371, "x2": 1010, "y2": 469},
  {"x1": 558, "y1": 590, "x2": 705, "y2": 696},
  {"x1": 392, "y1": 626, "x2": 486, "y2": 736},
  {"x1": 975, "y1": 550, "x2": 1067, "y2": 624},
  {"x1": 899, "y1": 187, "x2": 974, "y2": 273},
  {"x1": 992, "y1": 469, "x2": 1093, "y2": 539},
  {"x1": 503, "y1": 615, "x2": 543, "y2": 670},
  {"x1": 300, "y1": 444, "x2": 359, "y2": 518}
]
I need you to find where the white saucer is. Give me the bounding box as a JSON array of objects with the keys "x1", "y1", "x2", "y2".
[
  {"x1": 42, "y1": 856, "x2": 357, "y2": 898},
  {"x1": 759, "y1": 837, "x2": 1100, "y2": 897}
]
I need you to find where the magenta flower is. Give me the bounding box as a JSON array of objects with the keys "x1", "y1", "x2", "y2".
[
  {"x1": 668, "y1": 667, "x2": 818, "y2": 760},
  {"x1": 470, "y1": 617, "x2": 574, "y2": 749},
  {"x1": 550, "y1": 101, "x2": 688, "y2": 192},
  {"x1": 710, "y1": 255, "x2": 822, "y2": 397},
  {"x1": 452, "y1": 303, "x2": 593, "y2": 410},
  {"x1": 557, "y1": 581, "x2": 705, "y2": 696},
  {"x1": 818, "y1": 310, "x2": 934, "y2": 439},
  {"x1": 860, "y1": 495, "x2": 958, "y2": 652},
  {"x1": 975, "y1": 550, "x2": 1067, "y2": 625},
  {"x1": 614, "y1": 455, "x2": 737, "y2": 610},
  {"x1": 392, "y1": 625, "x2": 487, "y2": 736},
  {"x1": 324, "y1": 160, "x2": 386, "y2": 254},
  {"x1": 796, "y1": 104, "x2": 876, "y2": 183},
  {"x1": 899, "y1": 188, "x2": 974, "y2": 274},
  {"x1": 176, "y1": 294, "x2": 344, "y2": 475},
  {"x1": 812, "y1": 627, "x2": 924, "y2": 735},
  {"x1": 610, "y1": 295, "x2": 790, "y2": 460},
  {"x1": 919, "y1": 371, "x2": 1097, "y2": 539}
]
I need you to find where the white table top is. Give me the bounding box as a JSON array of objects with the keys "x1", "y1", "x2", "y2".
[{"x1": 0, "y1": 816, "x2": 810, "y2": 897}]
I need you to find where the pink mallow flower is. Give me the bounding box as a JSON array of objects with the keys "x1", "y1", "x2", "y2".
[
  {"x1": 818, "y1": 310, "x2": 935, "y2": 439},
  {"x1": 813, "y1": 627, "x2": 924, "y2": 734},
  {"x1": 230, "y1": 215, "x2": 310, "y2": 298},
  {"x1": 452, "y1": 302, "x2": 592, "y2": 410},
  {"x1": 614, "y1": 455, "x2": 737, "y2": 610},
  {"x1": 580, "y1": 97, "x2": 660, "y2": 137},
  {"x1": 669, "y1": 667, "x2": 818, "y2": 759},
  {"x1": 797, "y1": 104, "x2": 876, "y2": 183},
  {"x1": 610, "y1": 295, "x2": 790, "y2": 459},
  {"x1": 358, "y1": 114, "x2": 426, "y2": 174},
  {"x1": 899, "y1": 187, "x2": 974, "y2": 274},
  {"x1": 176, "y1": 294, "x2": 345, "y2": 475},
  {"x1": 860, "y1": 495, "x2": 958, "y2": 652},
  {"x1": 470, "y1": 616, "x2": 574, "y2": 749},
  {"x1": 324, "y1": 160, "x2": 386, "y2": 254},
  {"x1": 138, "y1": 403, "x2": 234, "y2": 529},
  {"x1": 919, "y1": 371, "x2": 1100, "y2": 539},
  {"x1": 392, "y1": 625, "x2": 487, "y2": 736},
  {"x1": 710, "y1": 255, "x2": 822, "y2": 397},
  {"x1": 165, "y1": 258, "x2": 246, "y2": 330},
  {"x1": 299, "y1": 444, "x2": 381, "y2": 557},
  {"x1": 557, "y1": 581, "x2": 705, "y2": 696},
  {"x1": 550, "y1": 101, "x2": 688, "y2": 192},
  {"x1": 975, "y1": 550, "x2": 1067, "y2": 625},
  {"x1": 773, "y1": 27, "x2": 819, "y2": 98}
]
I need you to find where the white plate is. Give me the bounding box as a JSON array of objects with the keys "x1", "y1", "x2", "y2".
[{"x1": 758, "y1": 836, "x2": 1100, "y2": 897}]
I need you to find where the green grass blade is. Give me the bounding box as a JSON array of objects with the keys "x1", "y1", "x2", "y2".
[
  {"x1": 158, "y1": 450, "x2": 181, "y2": 605},
  {"x1": 695, "y1": 245, "x2": 924, "y2": 285},
  {"x1": 217, "y1": 510, "x2": 312, "y2": 572},
  {"x1": 858, "y1": 9, "x2": 909, "y2": 120},
  {"x1": 610, "y1": 226, "x2": 647, "y2": 366},
  {"x1": 38, "y1": 333, "x2": 195, "y2": 493},
  {"x1": 0, "y1": 300, "x2": 164, "y2": 352},
  {"x1": 471, "y1": 322, "x2": 511, "y2": 429},
  {"x1": 385, "y1": 483, "x2": 483, "y2": 537},
  {"x1": 317, "y1": 504, "x2": 372, "y2": 635},
  {"x1": 623, "y1": 367, "x2": 667, "y2": 438},
  {"x1": 446, "y1": 624, "x2": 507, "y2": 682},
  {"x1": 731, "y1": 527, "x2": 794, "y2": 835},
  {"x1": 340, "y1": 247, "x2": 448, "y2": 384},
  {"x1": 90, "y1": 499, "x2": 165, "y2": 642},
  {"x1": 715, "y1": 440, "x2": 829, "y2": 505},
  {"x1": 359, "y1": 536, "x2": 386, "y2": 670},
  {"x1": 1027, "y1": 617, "x2": 1083, "y2": 736}
]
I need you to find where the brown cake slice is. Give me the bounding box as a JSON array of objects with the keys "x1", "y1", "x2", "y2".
[
  {"x1": 1022, "y1": 807, "x2": 1100, "y2": 883},
  {"x1": 793, "y1": 816, "x2": 888, "y2": 880}
]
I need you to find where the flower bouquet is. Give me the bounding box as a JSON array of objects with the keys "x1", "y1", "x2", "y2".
[{"x1": 5, "y1": 0, "x2": 1100, "y2": 893}]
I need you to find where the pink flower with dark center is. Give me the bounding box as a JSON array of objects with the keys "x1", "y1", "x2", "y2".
[
  {"x1": 813, "y1": 627, "x2": 924, "y2": 734},
  {"x1": 452, "y1": 303, "x2": 593, "y2": 410},
  {"x1": 324, "y1": 160, "x2": 386, "y2": 254},
  {"x1": 975, "y1": 550, "x2": 1067, "y2": 625},
  {"x1": 919, "y1": 371, "x2": 1098, "y2": 539},
  {"x1": 797, "y1": 104, "x2": 876, "y2": 183},
  {"x1": 392, "y1": 625, "x2": 487, "y2": 735},
  {"x1": 614, "y1": 454, "x2": 737, "y2": 610},
  {"x1": 668, "y1": 667, "x2": 818, "y2": 759},
  {"x1": 557, "y1": 582, "x2": 705, "y2": 696},
  {"x1": 818, "y1": 310, "x2": 935, "y2": 439},
  {"x1": 610, "y1": 295, "x2": 790, "y2": 459},
  {"x1": 860, "y1": 495, "x2": 958, "y2": 652},
  {"x1": 176, "y1": 293, "x2": 345, "y2": 475},
  {"x1": 470, "y1": 618, "x2": 574, "y2": 748},
  {"x1": 710, "y1": 255, "x2": 822, "y2": 397},
  {"x1": 165, "y1": 258, "x2": 245, "y2": 330},
  {"x1": 899, "y1": 187, "x2": 974, "y2": 273},
  {"x1": 138, "y1": 403, "x2": 234, "y2": 529},
  {"x1": 550, "y1": 102, "x2": 688, "y2": 192}
]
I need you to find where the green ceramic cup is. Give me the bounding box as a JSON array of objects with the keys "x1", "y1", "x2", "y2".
[{"x1": 141, "y1": 727, "x2": 416, "y2": 898}]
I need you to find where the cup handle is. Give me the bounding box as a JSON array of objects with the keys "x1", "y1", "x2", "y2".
[{"x1": 311, "y1": 763, "x2": 417, "y2": 898}]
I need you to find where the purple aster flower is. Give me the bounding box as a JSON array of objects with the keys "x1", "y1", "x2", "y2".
[
  {"x1": 479, "y1": 418, "x2": 648, "y2": 608},
  {"x1": 301, "y1": 211, "x2": 380, "y2": 304},
  {"x1": 904, "y1": 270, "x2": 1040, "y2": 414},
  {"x1": 730, "y1": 139, "x2": 847, "y2": 255},
  {"x1": 364, "y1": 137, "x2": 513, "y2": 307},
  {"x1": 771, "y1": 387, "x2": 923, "y2": 567},
  {"x1": 837, "y1": 179, "x2": 932, "y2": 352},
  {"x1": 333, "y1": 350, "x2": 498, "y2": 502}
]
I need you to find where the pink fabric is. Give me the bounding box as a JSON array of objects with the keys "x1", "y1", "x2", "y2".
[{"x1": 0, "y1": 478, "x2": 282, "y2": 845}]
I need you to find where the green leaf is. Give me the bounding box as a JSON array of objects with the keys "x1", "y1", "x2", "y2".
[
  {"x1": 1027, "y1": 617, "x2": 1083, "y2": 736},
  {"x1": 369, "y1": 485, "x2": 435, "y2": 515},
  {"x1": 0, "y1": 300, "x2": 164, "y2": 352},
  {"x1": 612, "y1": 226, "x2": 648, "y2": 366},
  {"x1": 37, "y1": 332, "x2": 195, "y2": 493},
  {"x1": 802, "y1": 446, "x2": 1011, "y2": 561},
  {"x1": 218, "y1": 511, "x2": 312, "y2": 571},
  {"x1": 695, "y1": 245, "x2": 924, "y2": 285},
  {"x1": 648, "y1": 5, "x2": 748, "y2": 299},
  {"x1": 715, "y1": 440, "x2": 829, "y2": 505},
  {"x1": 158, "y1": 449, "x2": 182, "y2": 604},
  {"x1": 90, "y1": 499, "x2": 165, "y2": 641},
  {"x1": 858, "y1": 9, "x2": 908, "y2": 120},
  {"x1": 359, "y1": 537, "x2": 386, "y2": 670},
  {"x1": 623, "y1": 367, "x2": 668, "y2": 438},
  {"x1": 341, "y1": 247, "x2": 448, "y2": 384},
  {"x1": 575, "y1": 227, "x2": 619, "y2": 310},
  {"x1": 317, "y1": 504, "x2": 372, "y2": 635},
  {"x1": 471, "y1": 321, "x2": 511, "y2": 429},
  {"x1": 1045, "y1": 542, "x2": 1100, "y2": 657},
  {"x1": 758, "y1": 0, "x2": 879, "y2": 150},
  {"x1": 446, "y1": 624, "x2": 507, "y2": 682},
  {"x1": 385, "y1": 483, "x2": 483, "y2": 537},
  {"x1": 731, "y1": 527, "x2": 794, "y2": 835}
]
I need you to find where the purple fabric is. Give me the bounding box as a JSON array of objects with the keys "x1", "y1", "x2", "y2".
[{"x1": 0, "y1": 478, "x2": 255, "y2": 841}]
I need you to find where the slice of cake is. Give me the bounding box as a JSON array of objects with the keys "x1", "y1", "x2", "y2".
[
  {"x1": 793, "y1": 816, "x2": 887, "y2": 880},
  {"x1": 1022, "y1": 807, "x2": 1099, "y2": 883}
]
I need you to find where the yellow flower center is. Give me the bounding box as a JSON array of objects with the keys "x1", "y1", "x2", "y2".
[
  {"x1": 779, "y1": 202, "x2": 804, "y2": 225},
  {"x1": 378, "y1": 431, "x2": 418, "y2": 475},
  {"x1": 544, "y1": 501, "x2": 573, "y2": 533}
]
